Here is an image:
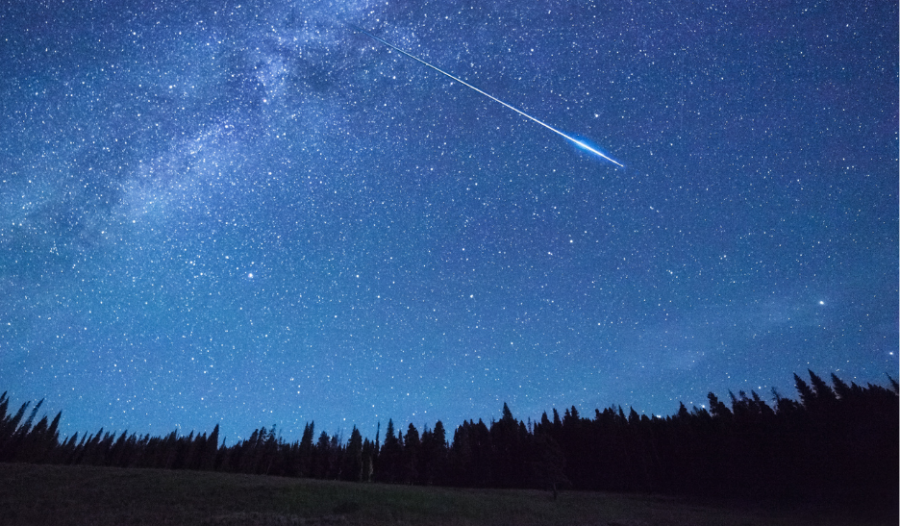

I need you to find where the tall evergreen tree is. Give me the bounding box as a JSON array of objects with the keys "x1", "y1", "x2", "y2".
[
  {"x1": 201, "y1": 424, "x2": 220, "y2": 471},
  {"x1": 377, "y1": 419, "x2": 401, "y2": 483},
  {"x1": 808, "y1": 370, "x2": 837, "y2": 406},
  {"x1": 312, "y1": 431, "x2": 332, "y2": 479},
  {"x1": 420, "y1": 421, "x2": 447, "y2": 485},
  {"x1": 448, "y1": 422, "x2": 474, "y2": 486},
  {"x1": 793, "y1": 373, "x2": 816, "y2": 409},
  {"x1": 342, "y1": 427, "x2": 364, "y2": 482},
  {"x1": 402, "y1": 423, "x2": 420, "y2": 484},
  {"x1": 361, "y1": 437, "x2": 376, "y2": 482},
  {"x1": 529, "y1": 432, "x2": 568, "y2": 498},
  {"x1": 491, "y1": 403, "x2": 524, "y2": 487},
  {"x1": 298, "y1": 421, "x2": 314, "y2": 477}
]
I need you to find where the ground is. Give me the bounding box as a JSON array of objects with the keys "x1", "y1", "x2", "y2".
[{"x1": 0, "y1": 463, "x2": 892, "y2": 526}]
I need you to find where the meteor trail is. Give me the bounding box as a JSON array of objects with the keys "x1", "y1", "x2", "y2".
[{"x1": 348, "y1": 24, "x2": 623, "y2": 168}]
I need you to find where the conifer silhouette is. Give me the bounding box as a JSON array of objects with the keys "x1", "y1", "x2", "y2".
[{"x1": 0, "y1": 370, "x2": 895, "y2": 508}]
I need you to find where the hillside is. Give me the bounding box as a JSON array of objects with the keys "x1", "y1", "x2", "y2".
[{"x1": 0, "y1": 463, "x2": 892, "y2": 526}]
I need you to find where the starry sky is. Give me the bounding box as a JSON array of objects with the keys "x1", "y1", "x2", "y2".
[{"x1": 1, "y1": 0, "x2": 897, "y2": 443}]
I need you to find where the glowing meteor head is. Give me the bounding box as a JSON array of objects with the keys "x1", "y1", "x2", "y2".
[
  {"x1": 569, "y1": 136, "x2": 623, "y2": 167},
  {"x1": 572, "y1": 139, "x2": 590, "y2": 150}
]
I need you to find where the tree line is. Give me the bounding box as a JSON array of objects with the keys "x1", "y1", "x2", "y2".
[{"x1": 1, "y1": 371, "x2": 896, "y2": 505}]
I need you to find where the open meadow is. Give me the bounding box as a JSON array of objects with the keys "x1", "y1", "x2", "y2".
[{"x1": 0, "y1": 463, "x2": 892, "y2": 526}]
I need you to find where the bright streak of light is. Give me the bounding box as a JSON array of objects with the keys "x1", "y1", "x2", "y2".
[{"x1": 349, "y1": 24, "x2": 624, "y2": 168}]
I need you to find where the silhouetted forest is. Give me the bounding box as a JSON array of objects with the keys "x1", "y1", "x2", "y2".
[{"x1": 1, "y1": 371, "x2": 896, "y2": 506}]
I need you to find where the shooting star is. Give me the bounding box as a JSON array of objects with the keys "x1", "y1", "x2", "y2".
[{"x1": 349, "y1": 24, "x2": 623, "y2": 168}]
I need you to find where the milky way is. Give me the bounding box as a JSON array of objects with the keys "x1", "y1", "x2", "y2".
[{"x1": 1, "y1": 0, "x2": 896, "y2": 443}]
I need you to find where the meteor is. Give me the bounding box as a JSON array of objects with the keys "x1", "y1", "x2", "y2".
[{"x1": 348, "y1": 24, "x2": 623, "y2": 168}]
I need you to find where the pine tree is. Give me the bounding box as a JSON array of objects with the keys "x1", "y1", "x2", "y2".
[
  {"x1": 42, "y1": 412, "x2": 62, "y2": 462},
  {"x1": 298, "y1": 421, "x2": 314, "y2": 477},
  {"x1": 403, "y1": 423, "x2": 420, "y2": 484},
  {"x1": 188, "y1": 432, "x2": 208, "y2": 471},
  {"x1": 342, "y1": 427, "x2": 363, "y2": 482},
  {"x1": 18, "y1": 414, "x2": 50, "y2": 463},
  {"x1": 793, "y1": 373, "x2": 816, "y2": 409},
  {"x1": 470, "y1": 419, "x2": 493, "y2": 487},
  {"x1": 491, "y1": 403, "x2": 524, "y2": 487},
  {"x1": 0, "y1": 393, "x2": 8, "y2": 424},
  {"x1": 707, "y1": 393, "x2": 731, "y2": 419},
  {"x1": 17, "y1": 399, "x2": 43, "y2": 439},
  {"x1": 808, "y1": 370, "x2": 837, "y2": 406},
  {"x1": 448, "y1": 422, "x2": 474, "y2": 486},
  {"x1": 173, "y1": 431, "x2": 194, "y2": 470},
  {"x1": 312, "y1": 431, "x2": 331, "y2": 479},
  {"x1": 107, "y1": 430, "x2": 130, "y2": 467},
  {"x1": 540, "y1": 412, "x2": 552, "y2": 431},
  {"x1": 830, "y1": 373, "x2": 853, "y2": 401},
  {"x1": 261, "y1": 425, "x2": 279, "y2": 475},
  {"x1": 529, "y1": 432, "x2": 568, "y2": 498},
  {"x1": 1, "y1": 400, "x2": 40, "y2": 462},
  {"x1": 420, "y1": 421, "x2": 447, "y2": 485},
  {"x1": 377, "y1": 419, "x2": 401, "y2": 483},
  {"x1": 201, "y1": 424, "x2": 220, "y2": 471},
  {"x1": 57, "y1": 432, "x2": 79, "y2": 465},
  {"x1": 328, "y1": 434, "x2": 342, "y2": 479},
  {"x1": 362, "y1": 437, "x2": 376, "y2": 482}
]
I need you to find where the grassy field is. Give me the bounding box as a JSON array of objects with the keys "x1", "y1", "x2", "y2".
[{"x1": 0, "y1": 463, "x2": 892, "y2": 526}]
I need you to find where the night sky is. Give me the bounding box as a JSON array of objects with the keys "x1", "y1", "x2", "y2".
[{"x1": 1, "y1": 0, "x2": 897, "y2": 444}]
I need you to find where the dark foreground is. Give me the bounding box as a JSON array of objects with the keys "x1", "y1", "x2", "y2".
[{"x1": 0, "y1": 463, "x2": 893, "y2": 526}]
